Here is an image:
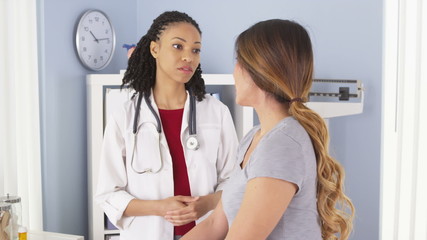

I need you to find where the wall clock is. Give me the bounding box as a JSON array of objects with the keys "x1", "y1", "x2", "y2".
[{"x1": 75, "y1": 9, "x2": 116, "y2": 71}]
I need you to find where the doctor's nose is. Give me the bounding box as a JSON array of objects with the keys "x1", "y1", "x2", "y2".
[{"x1": 182, "y1": 53, "x2": 193, "y2": 63}]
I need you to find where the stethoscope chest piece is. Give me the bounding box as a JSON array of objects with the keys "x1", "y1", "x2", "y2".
[{"x1": 186, "y1": 135, "x2": 199, "y2": 150}]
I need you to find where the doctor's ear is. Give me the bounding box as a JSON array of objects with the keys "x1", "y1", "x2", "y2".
[{"x1": 150, "y1": 41, "x2": 159, "y2": 58}]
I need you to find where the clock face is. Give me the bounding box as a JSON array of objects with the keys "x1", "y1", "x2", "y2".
[{"x1": 76, "y1": 10, "x2": 115, "y2": 71}]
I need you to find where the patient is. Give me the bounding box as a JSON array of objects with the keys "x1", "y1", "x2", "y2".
[{"x1": 177, "y1": 19, "x2": 355, "y2": 240}]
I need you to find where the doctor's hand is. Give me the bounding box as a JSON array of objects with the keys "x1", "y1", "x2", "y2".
[
  {"x1": 164, "y1": 196, "x2": 211, "y2": 226},
  {"x1": 159, "y1": 196, "x2": 198, "y2": 216}
]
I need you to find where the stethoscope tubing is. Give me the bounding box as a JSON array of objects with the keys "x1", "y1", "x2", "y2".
[
  {"x1": 130, "y1": 91, "x2": 199, "y2": 174},
  {"x1": 189, "y1": 92, "x2": 196, "y2": 136},
  {"x1": 130, "y1": 133, "x2": 163, "y2": 174},
  {"x1": 133, "y1": 92, "x2": 196, "y2": 135}
]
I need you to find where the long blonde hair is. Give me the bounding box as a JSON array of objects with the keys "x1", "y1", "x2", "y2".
[{"x1": 235, "y1": 19, "x2": 355, "y2": 240}]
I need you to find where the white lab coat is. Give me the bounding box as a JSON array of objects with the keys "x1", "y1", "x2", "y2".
[{"x1": 95, "y1": 91, "x2": 238, "y2": 240}]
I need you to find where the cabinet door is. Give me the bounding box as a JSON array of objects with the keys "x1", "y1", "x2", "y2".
[{"x1": 105, "y1": 87, "x2": 134, "y2": 125}]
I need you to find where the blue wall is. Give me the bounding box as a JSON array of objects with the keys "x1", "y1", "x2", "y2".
[
  {"x1": 137, "y1": 1, "x2": 383, "y2": 240},
  {"x1": 38, "y1": 0, "x2": 383, "y2": 239},
  {"x1": 37, "y1": 0, "x2": 137, "y2": 238}
]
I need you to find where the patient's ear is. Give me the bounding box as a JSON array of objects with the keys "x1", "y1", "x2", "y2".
[{"x1": 150, "y1": 41, "x2": 159, "y2": 58}]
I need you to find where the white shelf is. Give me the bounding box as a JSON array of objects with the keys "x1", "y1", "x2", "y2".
[
  {"x1": 306, "y1": 101, "x2": 363, "y2": 119},
  {"x1": 104, "y1": 229, "x2": 120, "y2": 235},
  {"x1": 202, "y1": 74, "x2": 234, "y2": 85}
]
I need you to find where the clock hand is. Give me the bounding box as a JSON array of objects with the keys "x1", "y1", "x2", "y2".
[
  {"x1": 98, "y1": 38, "x2": 110, "y2": 41},
  {"x1": 89, "y1": 31, "x2": 99, "y2": 43}
]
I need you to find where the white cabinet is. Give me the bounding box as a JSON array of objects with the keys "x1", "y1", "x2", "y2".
[{"x1": 86, "y1": 73, "x2": 252, "y2": 240}]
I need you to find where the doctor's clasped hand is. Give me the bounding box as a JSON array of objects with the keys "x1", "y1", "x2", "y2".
[{"x1": 164, "y1": 195, "x2": 219, "y2": 226}]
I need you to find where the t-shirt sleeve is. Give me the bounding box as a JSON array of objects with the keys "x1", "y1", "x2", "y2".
[{"x1": 246, "y1": 132, "x2": 306, "y2": 192}]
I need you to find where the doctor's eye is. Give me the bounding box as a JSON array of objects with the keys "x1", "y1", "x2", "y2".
[
  {"x1": 172, "y1": 44, "x2": 183, "y2": 50},
  {"x1": 192, "y1": 48, "x2": 201, "y2": 54}
]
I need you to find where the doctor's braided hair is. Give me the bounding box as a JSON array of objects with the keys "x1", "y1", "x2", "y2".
[
  {"x1": 122, "y1": 11, "x2": 206, "y2": 101},
  {"x1": 235, "y1": 19, "x2": 355, "y2": 240}
]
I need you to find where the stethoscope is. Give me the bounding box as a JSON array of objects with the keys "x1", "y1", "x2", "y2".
[{"x1": 130, "y1": 92, "x2": 199, "y2": 174}]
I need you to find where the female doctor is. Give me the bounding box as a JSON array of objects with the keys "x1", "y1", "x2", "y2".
[{"x1": 95, "y1": 11, "x2": 238, "y2": 240}]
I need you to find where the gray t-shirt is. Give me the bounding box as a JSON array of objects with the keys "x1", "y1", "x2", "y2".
[{"x1": 222, "y1": 117, "x2": 322, "y2": 240}]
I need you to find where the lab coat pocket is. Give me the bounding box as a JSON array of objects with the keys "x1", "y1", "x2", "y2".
[
  {"x1": 196, "y1": 124, "x2": 221, "y2": 164},
  {"x1": 186, "y1": 124, "x2": 221, "y2": 196}
]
